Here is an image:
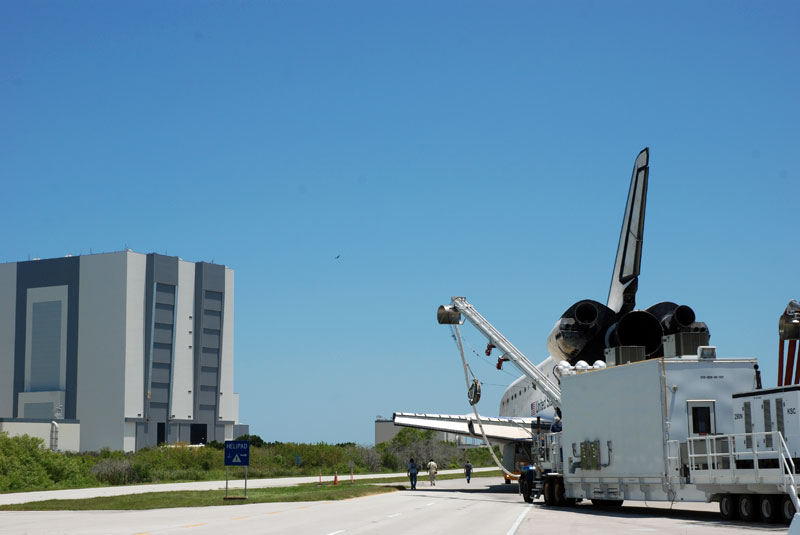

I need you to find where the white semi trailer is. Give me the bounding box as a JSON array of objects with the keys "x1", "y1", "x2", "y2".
[{"x1": 523, "y1": 354, "x2": 800, "y2": 525}]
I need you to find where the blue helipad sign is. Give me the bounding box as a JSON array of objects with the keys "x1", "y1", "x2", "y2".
[{"x1": 224, "y1": 440, "x2": 250, "y2": 466}]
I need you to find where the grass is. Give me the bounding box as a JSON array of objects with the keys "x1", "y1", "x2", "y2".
[
  {"x1": 0, "y1": 484, "x2": 402, "y2": 511},
  {"x1": 0, "y1": 470, "x2": 505, "y2": 511}
]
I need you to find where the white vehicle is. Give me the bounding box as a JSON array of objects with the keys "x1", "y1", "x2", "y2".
[
  {"x1": 533, "y1": 349, "x2": 799, "y2": 522},
  {"x1": 441, "y1": 295, "x2": 800, "y2": 526}
]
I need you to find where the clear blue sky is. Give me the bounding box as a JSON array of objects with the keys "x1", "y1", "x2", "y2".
[{"x1": 2, "y1": 2, "x2": 798, "y2": 445}]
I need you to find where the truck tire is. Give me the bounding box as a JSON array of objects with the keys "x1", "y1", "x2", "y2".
[
  {"x1": 781, "y1": 494, "x2": 796, "y2": 524},
  {"x1": 759, "y1": 495, "x2": 779, "y2": 523},
  {"x1": 543, "y1": 479, "x2": 555, "y2": 506},
  {"x1": 719, "y1": 494, "x2": 738, "y2": 520},
  {"x1": 519, "y1": 477, "x2": 533, "y2": 503},
  {"x1": 552, "y1": 478, "x2": 575, "y2": 506},
  {"x1": 553, "y1": 478, "x2": 565, "y2": 506},
  {"x1": 738, "y1": 494, "x2": 758, "y2": 522}
]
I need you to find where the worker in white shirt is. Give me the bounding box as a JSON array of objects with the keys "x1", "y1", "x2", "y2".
[{"x1": 427, "y1": 458, "x2": 438, "y2": 486}]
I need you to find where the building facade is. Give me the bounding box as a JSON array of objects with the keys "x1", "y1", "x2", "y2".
[{"x1": 0, "y1": 251, "x2": 243, "y2": 452}]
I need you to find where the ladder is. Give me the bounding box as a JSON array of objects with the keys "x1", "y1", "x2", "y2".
[
  {"x1": 441, "y1": 296, "x2": 562, "y2": 409},
  {"x1": 778, "y1": 432, "x2": 800, "y2": 513}
]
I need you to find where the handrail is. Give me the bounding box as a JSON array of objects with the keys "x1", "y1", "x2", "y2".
[
  {"x1": 687, "y1": 430, "x2": 800, "y2": 508},
  {"x1": 688, "y1": 432, "x2": 781, "y2": 464},
  {"x1": 777, "y1": 432, "x2": 800, "y2": 513},
  {"x1": 550, "y1": 432, "x2": 562, "y2": 474},
  {"x1": 665, "y1": 439, "x2": 681, "y2": 475}
]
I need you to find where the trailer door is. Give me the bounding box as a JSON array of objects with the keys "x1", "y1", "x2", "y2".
[{"x1": 687, "y1": 400, "x2": 716, "y2": 436}]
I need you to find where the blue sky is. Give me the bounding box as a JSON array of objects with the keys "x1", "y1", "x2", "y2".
[{"x1": 2, "y1": 2, "x2": 798, "y2": 445}]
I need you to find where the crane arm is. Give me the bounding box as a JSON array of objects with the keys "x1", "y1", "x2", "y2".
[{"x1": 438, "y1": 296, "x2": 562, "y2": 409}]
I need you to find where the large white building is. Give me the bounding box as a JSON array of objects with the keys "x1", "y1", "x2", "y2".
[{"x1": 0, "y1": 251, "x2": 246, "y2": 452}]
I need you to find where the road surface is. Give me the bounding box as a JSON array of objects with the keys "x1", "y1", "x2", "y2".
[{"x1": 0, "y1": 475, "x2": 788, "y2": 534}]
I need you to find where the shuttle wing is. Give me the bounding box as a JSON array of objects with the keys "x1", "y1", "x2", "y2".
[{"x1": 392, "y1": 412, "x2": 547, "y2": 443}]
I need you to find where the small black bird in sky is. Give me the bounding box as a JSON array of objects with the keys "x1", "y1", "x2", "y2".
[{"x1": 335, "y1": 255, "x2": 341, "y2": 259}]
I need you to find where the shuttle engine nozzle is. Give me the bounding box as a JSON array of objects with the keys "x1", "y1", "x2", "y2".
[
  {"x1": 645, "y1": 302, "x2": 705, "y2": 335},
  {"x1": 664, "y1": 305, "x2": 695, "y2": 332},
  {"x1": 606, "y1": 311, "x2": 664, "y2": 357},
  {"x1": 546, "y1": 300, "x2": 616, "y2": 364}
]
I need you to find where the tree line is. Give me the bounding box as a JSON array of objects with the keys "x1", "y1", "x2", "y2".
[{"x1": 0, "y1": 429, "x2": 499, "y2": 492}]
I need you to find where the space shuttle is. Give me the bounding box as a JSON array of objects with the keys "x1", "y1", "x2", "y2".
[{"x1": 393, "y1": 148, "x2": 710, "y2": 479}]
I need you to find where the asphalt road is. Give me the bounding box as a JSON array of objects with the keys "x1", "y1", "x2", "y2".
[{"x1": 0, "y1": 475, "x2": 791, "y2": 535}]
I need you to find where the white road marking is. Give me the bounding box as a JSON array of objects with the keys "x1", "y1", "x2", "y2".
[
  {"x1": 505, "y1": 505, "x2": 532, "y2": 535},
  {"x1": 387, "y1": 513, "x2": 401, "y2": 518},
  {"x1": 424, "y1": 502, "x2": 434, "y2": 506},
  {"x1": 325, "y1": 531, "x2": 345, "y2": 535}
]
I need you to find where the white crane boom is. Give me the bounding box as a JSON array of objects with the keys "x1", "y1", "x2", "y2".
[{"x1": 440, "y1": 296, "x2": 562, "y2": 409}]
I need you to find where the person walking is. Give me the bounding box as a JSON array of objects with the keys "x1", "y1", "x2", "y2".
[
  {"x1": 427, "y1": 458, "x2": 438, "y2": 486},
  {"x1": 407, "y1": 458, "x2": 419, "y2": 490},
  {"x1": 464, "y1": 460, "x2": 473, "y2": 483}
]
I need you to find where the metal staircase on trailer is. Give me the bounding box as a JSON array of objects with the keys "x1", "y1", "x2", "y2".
[{"x1": 686, "y1": 430, "x2": 800, "y2": 512}]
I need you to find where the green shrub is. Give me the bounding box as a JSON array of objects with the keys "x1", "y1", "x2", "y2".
[
  {"x1": 90, "y1": 459, "x2": 139, "y2": 485},
  {"x1": 379, "y1": 450, "x2": 400, "y2": 471},
  {"x1": 0, "y1": 429, "x2": 502, "y2": 493},
  {"x1": 0, "y1": 433, "x2": 95, "y2": 491}
]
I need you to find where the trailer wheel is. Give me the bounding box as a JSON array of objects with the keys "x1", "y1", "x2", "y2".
[
  {"x1": 781, "y1": 494, "x2": 796, "y2": 524},
  {"x1": 759, "y1": 495, "x2": 779, "y2": 523},
  {"x1": 719, "y1": 494, "x2": 738, "y2": 520},
  {"x1": 543, "y1": 478, "x2": 555, "y2": 506},
  {"x1": 553, "y1": 478, "x2": 575, "y2": 506},
  {"x1": 738, "y1": 494, "x2": 758, "y2": 522}
]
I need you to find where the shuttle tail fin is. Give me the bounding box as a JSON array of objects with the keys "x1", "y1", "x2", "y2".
[{"x1": 607, "y1": 148, "x2": 649, "y2": 314}]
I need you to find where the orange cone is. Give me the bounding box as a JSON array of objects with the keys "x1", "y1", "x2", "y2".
[{"x1": 334, "y1": 471, "x2": 338, "y2": 485}]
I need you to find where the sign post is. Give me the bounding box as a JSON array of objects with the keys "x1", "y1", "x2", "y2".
[{"x1": 224, "y1": 440, "x2": 250, "y2": 499}]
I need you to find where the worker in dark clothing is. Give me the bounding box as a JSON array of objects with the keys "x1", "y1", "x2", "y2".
[
  {"x1": 464, "y1": 460, "x2": 474, "y2": 483},
  {"x1": 407, "y1": 458, "x2": 419, "y2": 490},
  {"x1": 550, "y1": 416, "x2": 562, "y2": 432}
]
